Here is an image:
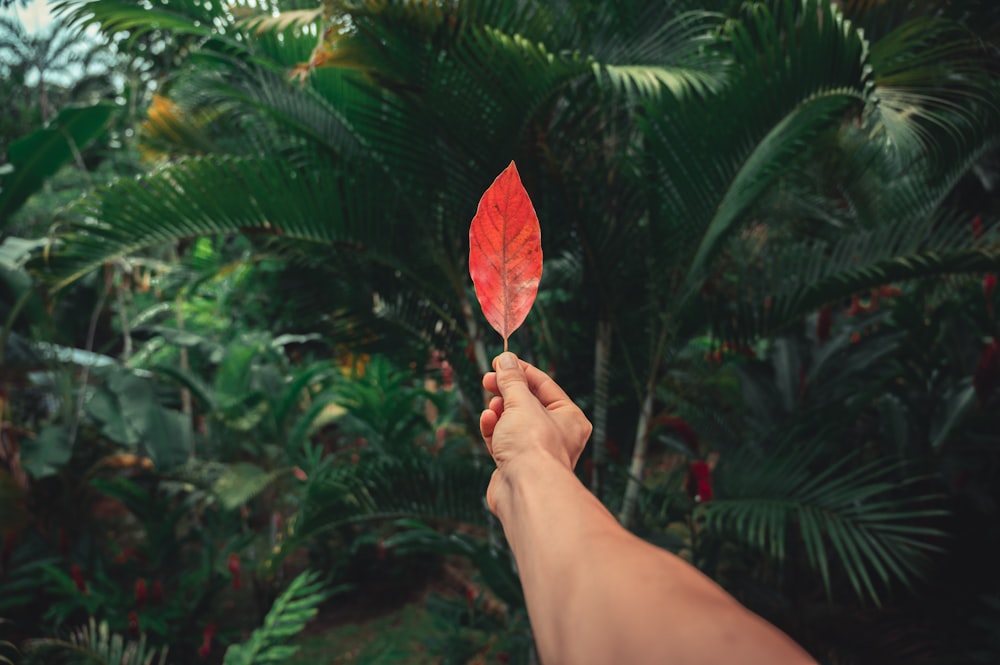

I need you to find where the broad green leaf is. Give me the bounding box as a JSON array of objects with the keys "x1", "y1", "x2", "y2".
[
  {"x1": 0, "y1": 103, "x2": 114, "y2": 224},
  {"x1": 213, "y1": 463, "x2": 285, "y2": 510},
  {"x1": 19, "y1": 424, "x2": 73, "y2": 479}
]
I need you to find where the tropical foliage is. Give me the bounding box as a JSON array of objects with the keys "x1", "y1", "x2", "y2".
[{"x1": 2, "y1": 0, "x2": 999, "y2": 663}]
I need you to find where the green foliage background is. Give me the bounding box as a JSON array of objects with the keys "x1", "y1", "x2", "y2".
[{"x1": 2, "y1": 0, "x2": 1000, "y2": 663}]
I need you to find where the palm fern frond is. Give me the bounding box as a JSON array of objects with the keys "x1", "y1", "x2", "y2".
[
  {"x1": 866, "y1": 16, "x2": 998, "y2": 164},
  {"x1": 52, "y1": 0, "x2": 221, "y2": 41},
  {"x1": 0, "y1": 618, "x2": 19, "y2": 665},
  {"x1": 708, "y1": 212, "x2": 1000, "y2": 343},
  {"x1": 168, "y1": 53, "x2": 372, "y2": 162},
  {"x1": 222, "y1": 569, "x2": 328, "y2": 665},
  {"x1": 40, "y1": 154, "x2": 407, "y2": 289},
  {"x1": 704, "y1": 441, "x2": 948, "y2": 605},
  {"x1": 23, "y1": 618, "x2": 169, "y2": 665},
  {"x1": 294, "y1": 452, "x2": 494, "y2": 547},
  {"x1": 588, "y1": 9, "x2": 729, "y2": 100},
  {"x1": 237, "y1": 8, "x2": 323, "y2": 36},
  {"x1": 636, "y1": 0, "x2": 872, "y2": 291}
]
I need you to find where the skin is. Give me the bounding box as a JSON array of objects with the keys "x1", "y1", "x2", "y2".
[{"x1": 479, "y1": 352, "x2": 818, "y2": 665}]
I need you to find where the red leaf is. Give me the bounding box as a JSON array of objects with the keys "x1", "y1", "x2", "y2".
[{"x1": 469, "y1": 161, "x2": 543, "y2": 352}]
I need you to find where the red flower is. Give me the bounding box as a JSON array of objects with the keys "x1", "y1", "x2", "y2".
[
  {"x1": 878, "y1": 285, "x2": 903, "y2": 300},
  {"x1": 973, "y1": 214, "x2": 984, "y2": 240},
  {"x1": 198, "y1": 623, "x2": 217, "y2": 658},
  {"x1": 70, "y1": 564, "x2": 87, "y2": 593},
  {"x1": 686, "y1": 461, "x2": 713, "y2": 503},
  {"x1": 151, "y1": 580, "x2": 164, "y2": 604},
  {"x1": 816, "y1": 306, "x2": 833, "y2": 344},
  {"x1": 134, "y1": 578, "x2": 148, "y2": 608},
  {"x1": 464, "y1": 585, "x2": 477, "y2": 614},
  {"x1": 292, "y1": 466, "x2": 308, "y2": 481},
  {"x1": 128, "y1": 611, "x2": 140, "y2": 639},
  {"x1": 985, "y1": 275, "x2": 997, "y2": 315},
  {"x1": 974, "y1": 339, "x2": 1000, "y2": 405},
  {"x1": 846, "y1": 295, "x2": 865, "y2": 316},
  {"x1": 227, "y1": 552, "x2": 242, "y2": 590}
]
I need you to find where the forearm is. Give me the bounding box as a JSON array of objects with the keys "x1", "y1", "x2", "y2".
[{"x1": 492, "y1": 451, "x2": 816, "y2": 665}]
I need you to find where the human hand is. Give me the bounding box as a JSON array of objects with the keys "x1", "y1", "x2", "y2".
[{"x1": 480, "y1": 352, "x2": 592, "y2": 512}]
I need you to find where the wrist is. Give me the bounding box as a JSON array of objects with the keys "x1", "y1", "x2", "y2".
[{"x1": 487, "y1": 449, "x2": 572, "y2": 520}]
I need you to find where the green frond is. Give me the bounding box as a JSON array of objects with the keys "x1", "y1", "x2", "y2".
[
  {"x1": 634, "y1": 0, "x2": 871, "y2": 291},
  {"x1": 40, "y1": 154, "x2": 408, "y2": 289},
  {"x1": 168, "y1": 54, "x2": 372, "y2": 161},
  {"x1": 237, "y1": 8, "x2": 323, "y2": 36},
  {"x1": 703, "y1": 443, "x2": 948, "y2": 605},
  {"x1": 709, "y1": 213, "x2": 1000, "y2": 342},
  {"x1": 222, "y1": 570, "x2": 328, "y2": 665},
  {"x1": 680, "y1": 89, "x2": 862, "y2": 286},
  {"x1": 52, "y1": 0, "x2": 218, "y2": 41},
  {"x1": 867, "y1": 16, "x2": 998, "y2": 162},
  {"x1": 294, "y1": 452, "x2": 494, "y2": 546},
  {"x1": 24, "y1": 618, "x2": 169, "y2": 665},
  {"x1": 591, "y1": 10, "x2": 729, "y2": 100}
]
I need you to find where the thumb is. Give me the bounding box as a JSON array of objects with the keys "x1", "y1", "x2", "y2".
[{"x1": 492, "y1": 352, "x2": 532, "y2": 406}]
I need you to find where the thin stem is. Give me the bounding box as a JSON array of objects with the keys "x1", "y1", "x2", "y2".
[{"x1": 66, "y1": 265, "x2": 112, "y2": 449}]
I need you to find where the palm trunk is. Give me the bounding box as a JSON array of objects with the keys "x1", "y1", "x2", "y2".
[
  {"x1": 116, "y1": 263, "x2": 133, "y2": 362},
  {"x1": 589, "y1": 318, "x2": 612, "y2": 498},
  {"x1": 38, "y1": 79, "x2": 50, "y2": 123},
  {"x1": 176, "y1": 296, "x2": 193, "y2": 457},
  {"x1": 617, "y1": 378, "x2": 655, "y2": 528}
]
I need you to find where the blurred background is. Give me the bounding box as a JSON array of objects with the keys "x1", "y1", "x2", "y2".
[{"x1": 1, "y1": 1, "x2": 999, "y2": 663}]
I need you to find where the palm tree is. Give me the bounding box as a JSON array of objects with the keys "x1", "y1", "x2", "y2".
[
  {"x1": 613, "y1": 0, "x2": 1000, "y2": 524},
  {"x1": 0, "y1": 15, "x2": 112, "y2": 126},
  {"x1": 45, "y1": 0, "x2": 729, "y2": 406},
  {"x1": 36, "y1": 0, "x2": 1000, "y2": 649}
]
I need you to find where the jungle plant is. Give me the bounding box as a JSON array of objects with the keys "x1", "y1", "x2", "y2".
[
  {"x1": 16, "y1": 0, "x2": 1000, "y2": 660},
  {"x1": 221, "y1": 569, "x2": 328, "y2": 665},
  {"x1": 21, "y1": 618, "x2": 169, "y2": 665}
]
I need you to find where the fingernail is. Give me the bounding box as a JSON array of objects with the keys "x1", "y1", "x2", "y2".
[{"x1": 497, "y1": 352, "x2": 517, "y2": 369}]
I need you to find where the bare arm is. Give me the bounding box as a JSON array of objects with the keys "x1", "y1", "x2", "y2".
[{"x1": 480, "y1": 352, "x2": 817, "y2": 665}]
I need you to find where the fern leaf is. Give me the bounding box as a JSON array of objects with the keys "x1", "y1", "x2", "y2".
[
  {"x1": 222, "y1": 570, "x2": 327, "y2": 665},
  {"x1": 295, "y1": 453, "x2": 494, "y2": 547},
  {"x1": 703, "y1": 442, "x2": 947, "y2": 605},
  {"x1": 24, "y1": 618, "x2": 169, "y2": 665}
]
